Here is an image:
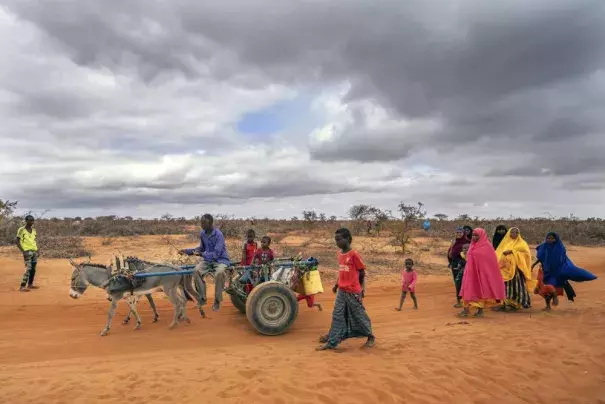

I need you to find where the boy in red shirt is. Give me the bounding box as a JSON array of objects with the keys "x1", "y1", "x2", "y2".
[
  {"x1": 254, "y1": 236, "x2": 274, "y2": 284},
  {"x1": 241, "y1": 229, "x2": 257, "y2": 266},
  {"x1": 253, "y1": 236, "x2": 274, "y2": 265},
  {"x1": 317, "y1": 228, "x2": 375, "y2": 351}
]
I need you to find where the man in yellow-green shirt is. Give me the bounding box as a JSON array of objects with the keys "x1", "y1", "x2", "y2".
[{"x1": 16, "y1": 215, "x2": 39, "y2": 292}]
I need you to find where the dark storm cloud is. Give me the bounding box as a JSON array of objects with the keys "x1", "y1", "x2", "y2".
[
  {"x1": 486, "y1": 136, "x2": 605, "y2": 177},
  {"x1": 8, "y1": 1, "x2": 605, "y2": 155},
  {"x1": 10, "y1": 90, "x2": 99, "y2": 119},
  {"x1": 10, "y1": 170, "x2": 366, "y2": 211},
  {"x1": 562, "y1": 179, "x2": 605, "y2": 191},
  {"x1": 310, "y1": 125, "x2": 423, "y2": 163},
  {"x1": 4, "y1": 0, "x2": 207, "y2": 81},
  {"x1": 2, "y1": 0, "x2": 605, "y2": 218}
]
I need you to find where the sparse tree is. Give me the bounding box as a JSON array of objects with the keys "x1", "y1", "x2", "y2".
[
  {"x1": 348, "y1": 205, "x2": 374, "y2": 221},
  {"x1": 302, "y1": 210, "x2": 319, "y2": 222},
  {"x1": 434, "y1": 213, "x2": 448, "y2": 221},
  {"x1": 0, "y1": 200, "x2": 19, "y2": 245},
  {"x1": 372, "y1": 209, "x2": 392, "y2": 236},
  {"x1": 348, "y1": 204, "x2": 378, "y2": 235},
  {"x1": 0, "y1": 199, "x2": 18, "y2": 220},
  {"x1": 392, "y1": 202, "x2": 426, "y2": 253}
]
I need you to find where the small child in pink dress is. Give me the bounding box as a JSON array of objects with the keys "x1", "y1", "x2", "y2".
[{"x1": 396, "y1": 258, "x2": 418, "y2": 310}]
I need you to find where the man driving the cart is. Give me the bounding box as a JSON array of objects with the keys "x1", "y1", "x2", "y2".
[{"x1": 179, "y1": 214, "x2": 231, "y2": 312}]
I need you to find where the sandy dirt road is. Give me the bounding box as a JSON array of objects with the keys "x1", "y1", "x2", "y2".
[{"x1": 0, "y1": 242, "x2": 604, "y2": 404}]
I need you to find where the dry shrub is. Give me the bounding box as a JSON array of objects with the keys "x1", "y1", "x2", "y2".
[
  {"x1": 37, "y1": 235, "x2": 90, "y2": 259},
  {"x1": 359, "y1": 239, "x2": 387, "y2": 255},
  {"x1": 1, "y1": 210, "x2": 602, "y2": 258},
  {"x1": 0, "y1": 218, "x2": 20, "y2": 246},
  {"x1": 271, "y1": 241, "x2": 299, "y2": 260},
  {"x1": 420, "y1": 218, "x2": 605, "y2": 246}
]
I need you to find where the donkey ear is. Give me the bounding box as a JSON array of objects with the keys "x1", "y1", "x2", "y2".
[{"x1": 68, "y1": 258, "x2": 76, "y2": 267}]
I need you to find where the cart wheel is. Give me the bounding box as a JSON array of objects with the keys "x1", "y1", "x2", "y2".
[
  {"x1": 245, "y1": 281, "x2": 298, "y2": 336},
  {"x1": 230, "y1": 293, "x2": 247, "y2": 314}
]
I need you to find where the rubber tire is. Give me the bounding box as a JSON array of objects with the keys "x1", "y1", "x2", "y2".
[
  {"x1": 245, "y1": 281, "x2": 298, "y2": 336},
  {"x1": 230, "y1": 293, "x2": 247, "y2": 314}
]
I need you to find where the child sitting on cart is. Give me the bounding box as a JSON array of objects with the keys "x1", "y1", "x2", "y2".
[
  {"x1": 241, "y1": 229, "x2": 258, "y2": 266},
  {"x1": 254, "y1": 236, "x2": 274, "y2": 265},
  {"x1": 254, "y1": 236, "x2": 274, "y2": 283}
]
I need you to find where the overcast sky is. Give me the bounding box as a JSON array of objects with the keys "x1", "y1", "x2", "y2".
[{"x1": 1, "y1": 0, "x2": 604, "y2": 219}]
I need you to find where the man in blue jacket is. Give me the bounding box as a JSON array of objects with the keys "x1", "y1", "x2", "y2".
[{"x1": 180, "y1": 214, "x2": 231, "y2": 311}]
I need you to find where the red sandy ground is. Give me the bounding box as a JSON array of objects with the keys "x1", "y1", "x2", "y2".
[{"x1": 0, "y1": 235, "x2": 604, "y2": 403}]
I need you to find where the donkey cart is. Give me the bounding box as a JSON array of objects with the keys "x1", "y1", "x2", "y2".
[{"x1": 134, "y1": 257, "x2": 322, "y2": 336}]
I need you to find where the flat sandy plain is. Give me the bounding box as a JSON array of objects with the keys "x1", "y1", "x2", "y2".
[{"x1": 1, "y1": 234, "x2": 604, "y2": 404}]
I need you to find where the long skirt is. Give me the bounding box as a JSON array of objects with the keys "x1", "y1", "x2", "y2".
[
  {"x1": 504, "y1": 270, "x2": 531, "y2": 309},
  {"x1": 454, "y1": 267, "x2": 464, "y2": 299},
  {"x1": 326, "y1": 291, "x2": 373, "y2": 347}
]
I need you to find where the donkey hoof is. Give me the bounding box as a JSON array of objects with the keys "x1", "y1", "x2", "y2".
[
  {"x1": 100, "y1": 329, "x2": 109, "y2": 337},
  {"x1": 168, "y1": 323, "x2": 178, "y2": 330},
  {"x1": 134, "y1": 323, "x2": 142, "y2": 331},
  {"x1": 152, "y1": 317, "x2": 159, "y2": 323},
  {"x1": 122, "y1": 320, "x2": 129, "y2": 325}
]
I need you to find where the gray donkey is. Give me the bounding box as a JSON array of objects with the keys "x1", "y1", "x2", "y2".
[{"x1": 68, "y1": 258, "x2": 199, "y2": 336}]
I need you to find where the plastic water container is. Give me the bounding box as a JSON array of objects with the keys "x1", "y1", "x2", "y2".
[{"x1": 302, "y1": 270, "x2": 324, "y2": 295}]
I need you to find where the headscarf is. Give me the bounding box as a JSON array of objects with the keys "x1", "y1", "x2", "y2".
[
  {"x1": 459, "y1": 228, "x2": 506, "y2": 301},
  {"x1": 448, "y1": 227, "x2": 468, "y2": 260},
  {"x1": 492, "y1": 225, "x2": 508, "y2": 250},
  {"x1": 462, "y1": 225, "x2": 476, "y2": 253},
  {"x1": 536, "y1": 232, "x2": 566, "y2": 278},
  {"x1": 495, "y1": 227, "x2": 535, "y2": 289}
]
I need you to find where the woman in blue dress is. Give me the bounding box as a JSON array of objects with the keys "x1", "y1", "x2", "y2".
[{"x1": 532, "y1": 232, "x2": 597, "y2": 309}]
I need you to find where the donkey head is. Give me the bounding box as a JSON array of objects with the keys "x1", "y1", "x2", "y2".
[{"x1": 68, "y1": 258, "x2": 90, "y2": 299}]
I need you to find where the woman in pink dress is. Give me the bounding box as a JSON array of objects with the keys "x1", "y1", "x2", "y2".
[{"x1": 458, "y1": 228, "x2": 505, "y2": 318}]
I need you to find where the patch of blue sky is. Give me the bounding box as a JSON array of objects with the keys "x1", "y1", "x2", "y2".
[{"x1": 236, "y1": 92, "x2": 320, "y2": 140}]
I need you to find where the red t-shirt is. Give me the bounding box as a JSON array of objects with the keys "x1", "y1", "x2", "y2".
[
  {"x1": 254, "y1": 248, "x2": 274, "y2": 265},
  {"x1": 241, "y1": 241, "x2": 257, "y2": 265},
  {"x1": 337, "y1": 250, "x2": 365, "y2": 293}
]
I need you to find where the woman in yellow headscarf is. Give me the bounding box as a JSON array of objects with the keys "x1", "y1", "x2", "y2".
[{"x1": 494, "y1": 227, "x2": 536, "y2": 311}]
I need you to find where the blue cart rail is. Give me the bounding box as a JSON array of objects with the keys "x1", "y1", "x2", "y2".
[{"x1": 133, "y1": 258, "x2": 319, "y2": 278}]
